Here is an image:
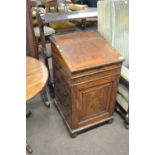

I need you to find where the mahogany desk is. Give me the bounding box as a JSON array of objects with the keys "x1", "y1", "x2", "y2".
[
  {"x1": 51, "y1": 31, "x2": 124, "y2": 137},
  {"x1": 26, "y1": 56, "x2": 48, "y2": 153}
]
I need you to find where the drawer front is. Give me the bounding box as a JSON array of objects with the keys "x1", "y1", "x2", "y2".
[{"x1": 73, "y1": 75, "x2": 120, "y2": 128}]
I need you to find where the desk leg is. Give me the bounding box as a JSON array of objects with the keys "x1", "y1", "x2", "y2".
[{"x1": 41, "y1": 89, "x2": 50, "y2": 108}]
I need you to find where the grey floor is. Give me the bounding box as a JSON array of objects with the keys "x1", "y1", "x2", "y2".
[{"x1": 27, "y1": 93, "x2": 128, "y2": 155}]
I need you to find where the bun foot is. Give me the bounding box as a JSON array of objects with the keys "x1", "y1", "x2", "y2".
[
  {"x1": 70, "y1": 133, "x2": 78, "y2": 138},
  {"x1": 108, "y1": 119, "x2": 114, "y2": 124}
]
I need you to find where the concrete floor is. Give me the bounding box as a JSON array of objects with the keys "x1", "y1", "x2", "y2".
[{"x1": 27, "y1": 93, "x2": 129, "y2": 155}]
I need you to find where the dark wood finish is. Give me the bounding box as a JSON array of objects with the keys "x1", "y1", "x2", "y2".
[
  {"x1": 26, "y1": 0, "x2": 39, "y2": 59},
  {"x1": 51, "y1": 32, "x2": 124, "y2": 136}
]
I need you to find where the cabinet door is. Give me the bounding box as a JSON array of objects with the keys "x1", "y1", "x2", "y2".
[{"x1": 74, "y1": 76, "x2": 119, "y2": 127}]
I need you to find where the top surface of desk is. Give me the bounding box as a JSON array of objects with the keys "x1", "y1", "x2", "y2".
[
  {"x1": 52, "y1": 31, "x2": 124, "y2": 73},
  {"x1": 26, "y1": 56, "x2": 48, "y2": 101},
  {"x1": 41, "y1": 8, "x2": 97, "y2": 23}
]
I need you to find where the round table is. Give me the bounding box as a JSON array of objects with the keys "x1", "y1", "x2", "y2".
[
  {"x1": 26, "y1": 56, "x2": 48, "y2": 101},
  {"x1": 26, "y1": 56, "x2": 48, "y2": 153}
]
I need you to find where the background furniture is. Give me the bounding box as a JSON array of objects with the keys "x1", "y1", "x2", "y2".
[
  {"x1": 26, "y1": 56, "x2": 48, "y2": 101},
  {"x1": 30, "y1": 0, "x2": 56, "y2": 47},
  {"x1": 27, "y1": 0, "x2": 39, "y2": 58},
  {"x1": 41, "y1": 0, "x2": 77, "y2": 32},
  {"x1": 117, "y1": 66, "x2": 129, "y2": 128},
  {"x1": 26, "y1": 56, "x2": 49, "y2": 153},
  {"x1": 38, "y1": 7, "x2": 97, "y2": 23},
  {"x1": 51, "y1": 31, "x2": 124, "y2": 137},
  {"x1": 97, "y1": 0, "x2": 129, "y2": 128},
  {"x1": 42, "y1": 0, "x2": 59, "y2": 12},
  {"x1": 36, "y1": 6, "x2": 97, "y2": 60},
  {"x1": 36, "y1": 7, "x2": 97, "y2": 46},
  {"x1": 87, "y1": 0, "x2": 97, "y2": 7},
  {"x1": 27, "y1": 0, "x2": 56, "y2": 98},
  {"x1": 67, "y1": 3, "x2": 97, "y2": 29},
  {"x1": 73, "y1": 0, "x2": 97, "y2": 7}
]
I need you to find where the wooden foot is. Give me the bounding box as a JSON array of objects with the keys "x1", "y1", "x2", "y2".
[
  {"x1": 107, "y1": 119, "x2": 114, "y2": 124},
  {"x1": 26, "y1": 143, "x2": 32, "y2": 153},
  {"x1": 70, "y1": 133, "x2": 78, "y2": 138}
]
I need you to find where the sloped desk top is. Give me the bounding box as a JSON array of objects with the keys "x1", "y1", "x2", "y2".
[{"x1": 52, "y1": 31, "x2": 124, "y2": 73}]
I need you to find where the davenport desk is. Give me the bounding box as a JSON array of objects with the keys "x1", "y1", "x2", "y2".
[
  {"x1": 26, "y1": 56, "x2": 48, "y2": 153},
  {"x1": 51, "y1": 31, "x2": 124, "y2": 137}
]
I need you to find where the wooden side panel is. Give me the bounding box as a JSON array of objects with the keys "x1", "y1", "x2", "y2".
[{"x1": 53, "y1": 59, "x2": 71, "y2": 126}]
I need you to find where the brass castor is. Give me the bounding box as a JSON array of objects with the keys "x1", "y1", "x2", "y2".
[
  {"x1": 108, "y1": 119, "x2": 114, "y2": 124},
  {"x1": 26, "y1": 143, "x2": 32, "y2": 153},
  {"x1": 70, "y1": 133, "x2": 78, "y2": 138}
]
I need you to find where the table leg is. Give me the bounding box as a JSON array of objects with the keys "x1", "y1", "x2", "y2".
[
  {"x1": 41, "y1": 89, "x2": 50, "y2": 108},
  {"x1": 26, "y1": 110, "x2": 32, "y2": 118},
  {"x1": 44, "y1": 56, "x2": 55, "y2": 98},
  {"x1": 26, "y1": 142, "x2": 33, "y2": 153}
]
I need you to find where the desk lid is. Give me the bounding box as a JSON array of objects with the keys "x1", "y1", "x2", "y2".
[{"x1": 52, "y1": 31, "x2": 124, "y2": 73}]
